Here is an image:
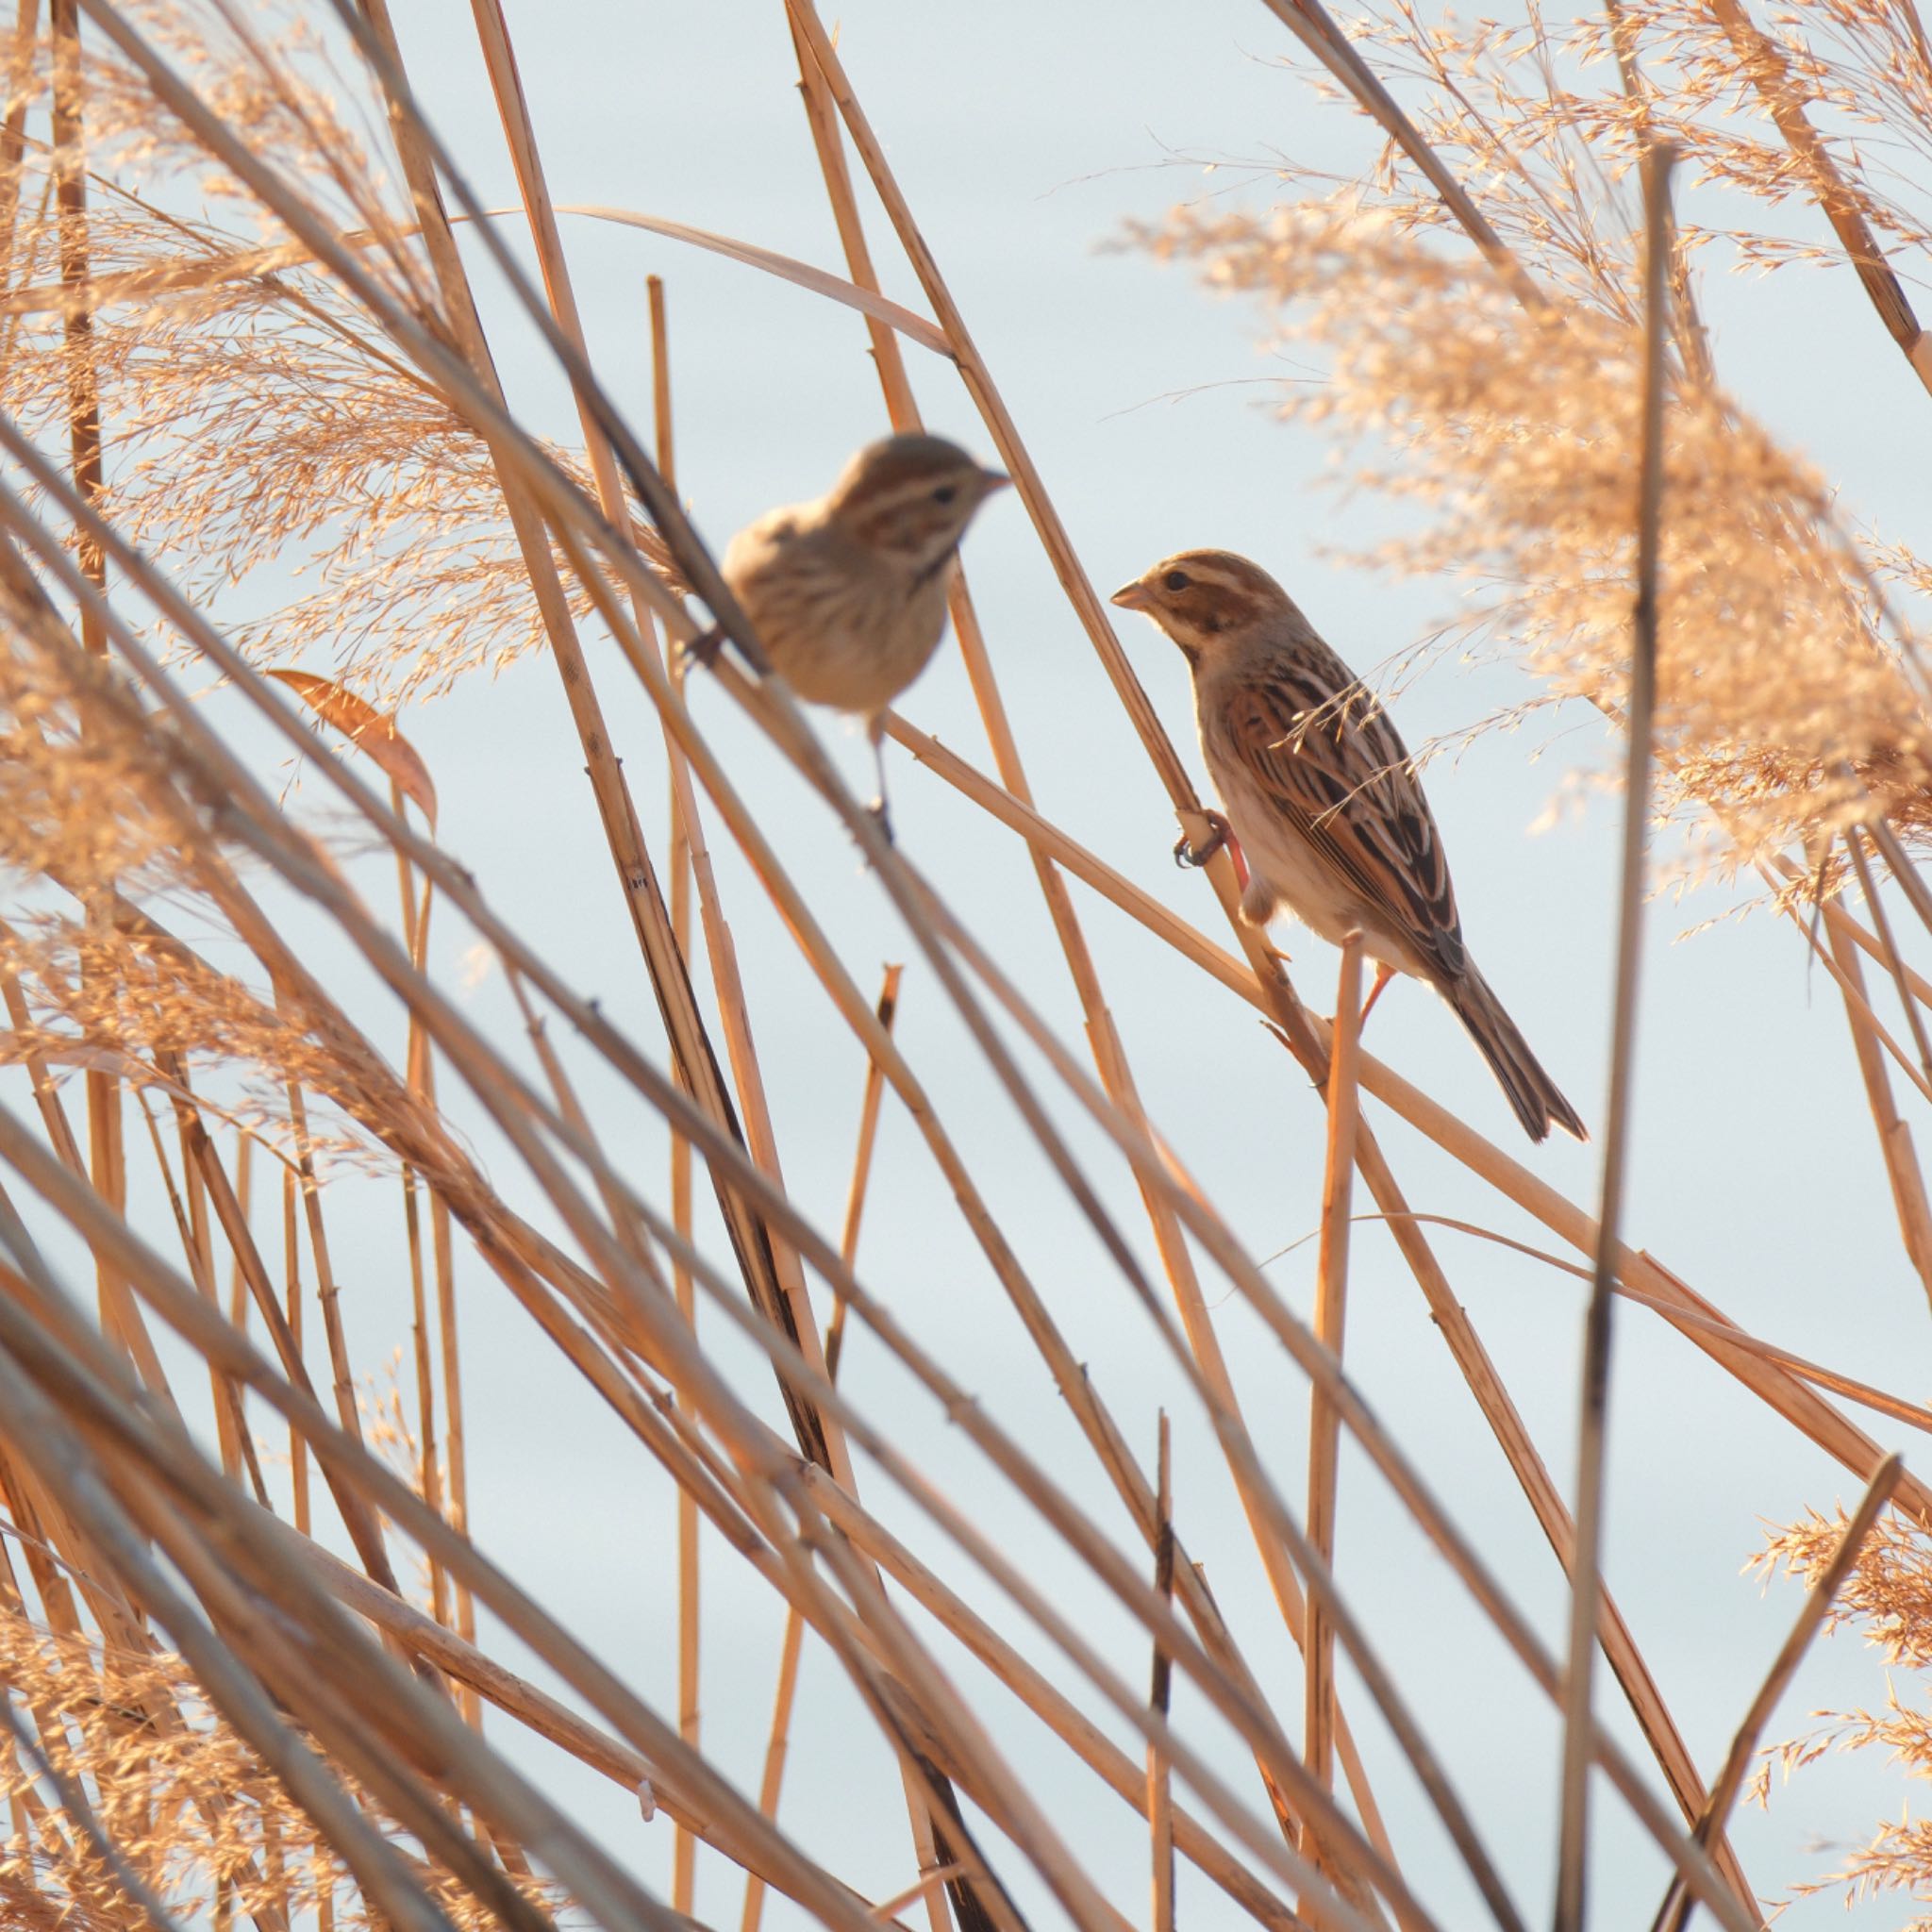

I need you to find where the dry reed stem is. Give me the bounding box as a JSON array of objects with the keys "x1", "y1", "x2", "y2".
[
  {"x1": 1149, "y1": 1412, "x2": 1175, "y2": 1932},
  {"x1": 1304, "y1": 932, "x2": 1363, "y2": 1828},
  {"x1": 1700, "y1": 0, "x2": 1932, "y2": 389},
  {"x1": 1556, "y1": 141, "x2": 1675, "y2": 1932},
  {"x1": 1844, "y1": 827, "x2": 1932, "y2": 1085},
  {"x1": 1253, "y1": 0, "x2": 1547, "y2": 311},
  {"x1": 1823, "y1": 905, "x2": 1932, "y2": 1305}
]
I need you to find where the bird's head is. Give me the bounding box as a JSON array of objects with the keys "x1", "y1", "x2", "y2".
[
  {"x1": 824, "y1": 434, "x2": 1008, "y2": 574},
  {"x1": 1109, "y1": 549, "x2": 1298, "y2": 668}
]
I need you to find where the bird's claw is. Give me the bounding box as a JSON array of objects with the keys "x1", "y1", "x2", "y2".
[
  {"x1": 867, "y1": 797, "x2": 896, "y2": 848},
  {"x1": 1174, "y1": 811, "x2": 1232, "y2": 870}
]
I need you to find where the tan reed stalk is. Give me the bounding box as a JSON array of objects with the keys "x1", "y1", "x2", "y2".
[
  {"x1": 0, "y1": 0, "x2": 40, "y2": 269},
  {"x1": 743, "y1": 964, "x2": 901, "y2": 1932},
  {"x1": 1557, "y1": 144, "x2": 1676, "y2": 1932},
  {"x1": 1845, "y1": 827, "x2": 1932, "y2": 1083},
  {"x1": 1812, "y1": 861, "x2": 1932, "y2": 1013},
  {"x1": 283, "y1": 1082, "x2": 364, "y2": 1439},
  {"x1": 282, "y1": 1165, "x2": 308, "y2": 1537},
  {"x1": 389, "y1": 774, "x2": 449, "y2": 1624},
  {"x1": 1601, "y1": 0, "x2": 1716, "y2": 386},
  {"x1": 1304, "y1": 934, "x2": 1364, "y2": 1826},
  {"x1": 158, "y1": 1068, "x2": 408, "y2": 1600},
  {"x1": 49, "y1": 0, "x2": 128, "y2": 1417},
  {"x1": 1250, "y1": 0, "x2": 1546, "y2": 310},
  {"x1": 133, "y1": 1093, "x2": 261, "y2": 1497},
  {"x1": 1823, "y1": 903, "x2": 1932, "y2": 1302},
  {"x1": 1701, "y1": 0, "x2": 1932, "y2": 389},
  {"x1": 0, "y1": 929, "x2": 178, "y2": 1412},
  {"x1": 1149, "y1": 1412, "x2": 1175, "y2": 1932},
  {"x1": 1652, "y1": 1454, "x2": 1903, "y2": 1932},
  {"x1": 647, "y1": 265, "x2": 702, "y2": 1923}
]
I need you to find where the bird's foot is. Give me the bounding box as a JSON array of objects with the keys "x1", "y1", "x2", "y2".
[
  {"x1": 680, "y1": 623, "x2": 725, "y2": 671},
  {"x1": 1358, "y1": 961, "x2": 1396, "y2": 1028},
  {"x1": 1174, "y1": 809, "x2": 1234, "y2": 870},
  {"x1": 867, "y1": 796, "x2": 896, "y2": 848}
]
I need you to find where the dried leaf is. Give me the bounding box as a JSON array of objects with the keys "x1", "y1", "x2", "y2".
[{"x1": 266, "y1": 669, "x2": 438, "y2": 828}]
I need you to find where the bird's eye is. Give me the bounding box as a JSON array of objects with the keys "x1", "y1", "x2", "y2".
[
  {"x1": 932, "y1": 484, "x2": 958, "y2": 505},
  {"x1": 1163, "y1": 569, "x2": 1192, "y2": 592}
]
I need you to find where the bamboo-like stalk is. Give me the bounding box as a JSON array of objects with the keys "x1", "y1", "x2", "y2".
[
  {"x1": 1304, "y1": 934, "x2": 1363, "y2": 1828},
  {"x1": 1555, "y1": 140, "x2": 1675, "y2": 1932},
  {"x1": 283, "y1": 1163, "x2": 308, "y2": 1537},
  {"x1": 1149, "y1": 1411, "x2": 1175, "y2": 1932},
  {"x1": 1701, "y1": 0, "x2": 1932, "y2": 391},
  {"x1": 1824, "y1": 902, "x2": 1932, "y2": 1305},
  {"x1": 1845, "y1": 826, "x2": 1932, "y2": 1084},
  {"x1": 1652, "y1": 1454, "x2": 1902, "y2": 1932}
]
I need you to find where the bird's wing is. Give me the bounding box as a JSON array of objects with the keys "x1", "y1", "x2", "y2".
[{"x1": 1223, "y1": 665, "x2": 1467, "y2": 981}]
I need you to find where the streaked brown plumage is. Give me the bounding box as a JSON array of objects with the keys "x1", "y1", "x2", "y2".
[
  {"x1": 711, "y1": 433, "x2": 1007, "y2": 819},
  {"x1": 1113, "y1": 547, "x2": 1585, "y2": 1143}
]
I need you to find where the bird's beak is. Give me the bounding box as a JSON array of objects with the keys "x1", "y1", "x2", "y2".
[
  {"x1": 979, "y1": 469, "x2": 1011, "y2": 494},
  {"x1": 1109, "y1": 579, "x2": 1152, "y2": 613}
]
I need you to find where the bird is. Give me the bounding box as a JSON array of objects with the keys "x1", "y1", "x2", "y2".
[
  {"x1": 1111, "y1": 547, "x2": 1585, "y2": 1143},
  {"x1": 691, "y1": 433, "x2": 1008, "y2": 832}
]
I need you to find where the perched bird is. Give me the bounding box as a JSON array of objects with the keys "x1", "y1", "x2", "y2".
[
  {"x1": 1112, "y1": 548, "x2": 1585, "y2": 1143},
  {"x1": 698, "y1": 433, "x2": 1008, "y2": 827}
]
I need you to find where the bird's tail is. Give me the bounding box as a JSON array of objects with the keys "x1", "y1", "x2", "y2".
[{"x1": 1443, "y1": 968, "x2": 1588, "y2": 1144}]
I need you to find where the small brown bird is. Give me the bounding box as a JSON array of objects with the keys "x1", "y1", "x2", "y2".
[
  {"x1": 1112, "y1": 548, "x2": 1585, "y2": 1143},
  {"x1": 703, "y1": 433, "x2": 1008, "y2": 825}
]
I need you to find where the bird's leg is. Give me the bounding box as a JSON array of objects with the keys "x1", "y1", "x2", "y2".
[
  {"x1": 681, "y1": 622, "x2": 725, "y2": 671},
  {"x1": 1359, "y1": 961, "x2": 1396, "y2": 1027},
  {"x1": 866, "y1": 717, "x2": 896, "y2": 847}
]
